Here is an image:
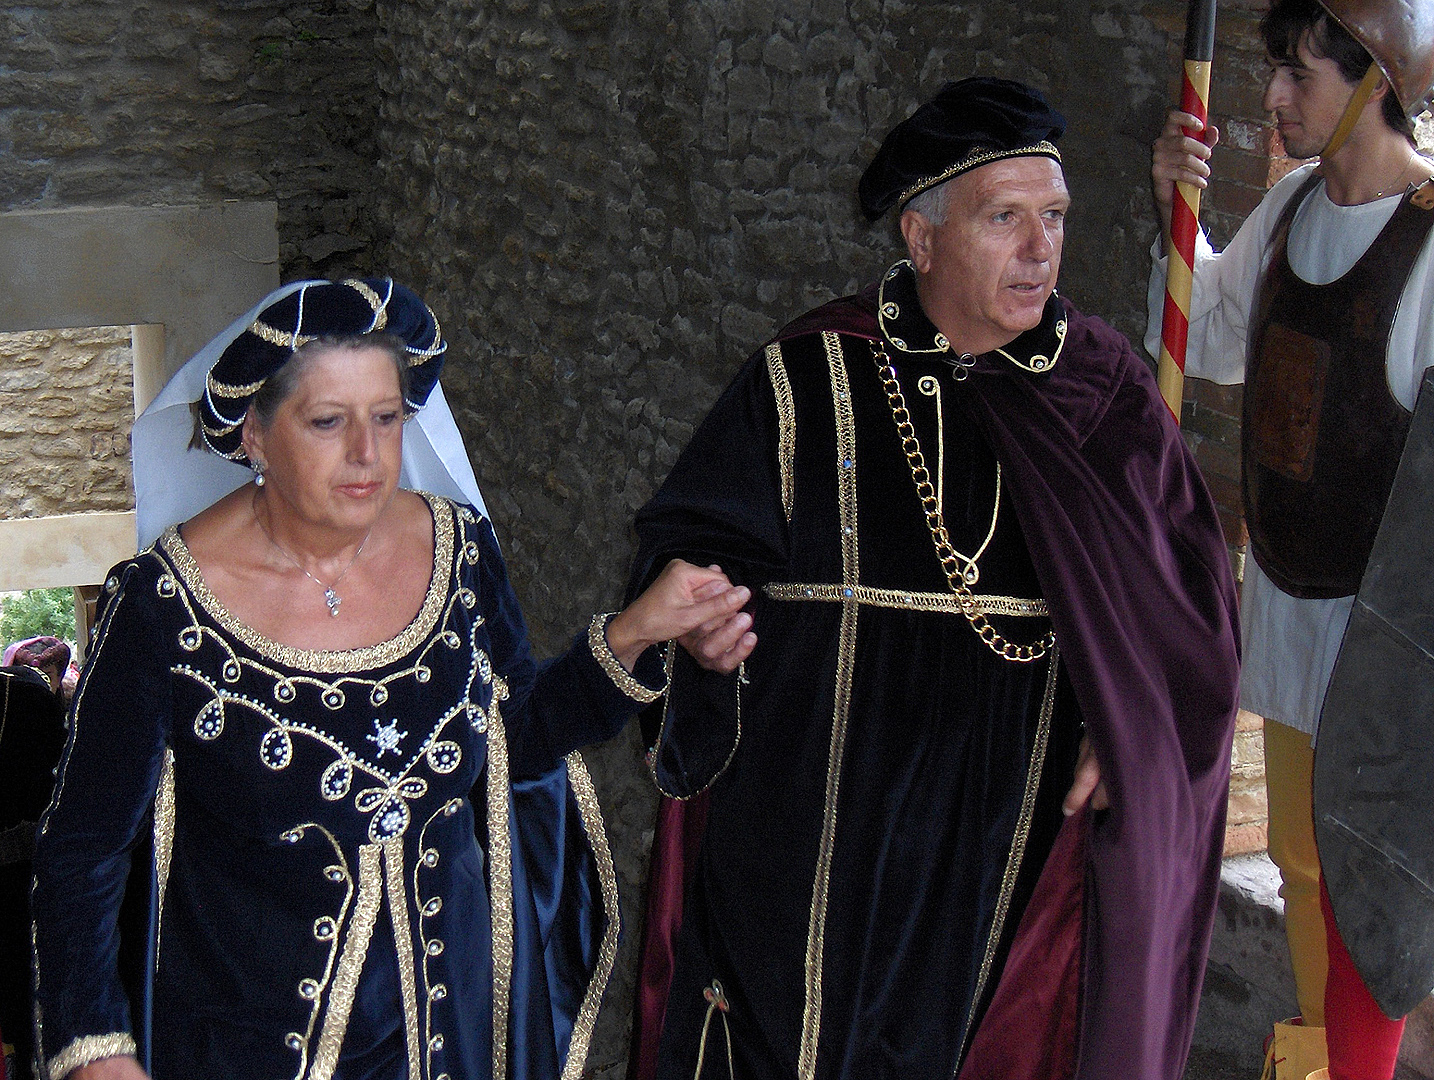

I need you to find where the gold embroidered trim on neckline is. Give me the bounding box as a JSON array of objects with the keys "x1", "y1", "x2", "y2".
[
  {"x1": 159, "y1": 492, "x2": 456, "y2": 673},
  {"x1": 46, "y1": 1032, "x2": 138, "y2": 1080},
  {"x1": 996, "y1": 315, "x2": 1067, "y2": 374},
  {"x1": 878, "y1": 260, "x2": 1065, "y2": 374},
  {"x1": 560, "y1": 750, "x2": 622, "y2": 1080},
  {"x1": 877, "y1": 262, "x2": 949, "y2": 356},
  {"x1": 763, "y1": 583, "x2": 1048, "y2": 618}
]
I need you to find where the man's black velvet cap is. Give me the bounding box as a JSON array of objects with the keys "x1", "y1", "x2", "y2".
[{"x1": 858, "y1": 77, "x2": 1067, "y2": 220}]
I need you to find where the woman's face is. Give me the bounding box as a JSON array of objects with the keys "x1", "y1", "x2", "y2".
[{"x1": 242, "y1": 343, "x2": 406, "y2": 535}]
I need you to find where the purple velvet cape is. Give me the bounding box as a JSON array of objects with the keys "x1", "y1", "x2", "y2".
[
  {"x1": 810, "y1": 288, "x2": 1240, "y2": 1079},
  {"x1": 631, "y1": 286, "x2": 1240, "y2": 1080}
]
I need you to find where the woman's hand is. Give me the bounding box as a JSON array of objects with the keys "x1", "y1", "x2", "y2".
[
  {"x1": 606, "y1": 560, "x2": 755, "y2": 675},
  {"x1": 1151, "y1": 109, "x2": 1219, "y2": 250},
  {"x1": 71, "y1": 1056, "x2": 151, "y2": 1080},
  {"x1": 1062, "y1": 734, "x2": 1110, "y2": 817}
]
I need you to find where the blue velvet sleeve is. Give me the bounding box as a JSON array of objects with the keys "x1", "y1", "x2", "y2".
[
  {"x1": 32, "y1": 558, "x2": 174, "y2": 1077},
  {"x1": 469, "y1": 515, "x2": 664, "y2": 780}
]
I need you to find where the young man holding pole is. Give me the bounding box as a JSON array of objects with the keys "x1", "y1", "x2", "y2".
[{"x1": 1147, "y1": 2, "x2": 1434, "y2": 1077}]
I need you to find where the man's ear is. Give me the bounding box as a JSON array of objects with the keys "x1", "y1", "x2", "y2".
[{"x1": 900, "y1": 209, "x2": 934, "y2": 273}]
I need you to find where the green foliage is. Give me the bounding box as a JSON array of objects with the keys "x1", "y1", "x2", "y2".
[{"x1": 1, "y1": 588, "x2": 76, "y2": 650}]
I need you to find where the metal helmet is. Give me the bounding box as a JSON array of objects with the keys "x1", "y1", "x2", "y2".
[{"x1": 1319, "y1": 0, "x2": 1434, "y2": 114}]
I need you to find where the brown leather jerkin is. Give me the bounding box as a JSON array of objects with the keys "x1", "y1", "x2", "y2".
[{"x1": 1243, "y1": 173, "x2": 1434, "y2": 599}]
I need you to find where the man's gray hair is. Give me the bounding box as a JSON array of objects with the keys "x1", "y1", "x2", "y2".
[{"x1": 903, "y1": 180, "x2": 951, "y2": 226}]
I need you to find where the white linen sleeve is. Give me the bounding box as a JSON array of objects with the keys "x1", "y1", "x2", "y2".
[{"x1": 1144, "y1": 164, "x2": 1319, "y2": 386}]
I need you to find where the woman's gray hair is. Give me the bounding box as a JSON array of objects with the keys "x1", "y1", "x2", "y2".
[
  {"x1": 250, "y1": 333, "x2": 410, "y2": 427},
  {"x1": 903, "y1": 180, "x2": 952, "y2": 226},
  {"x1": 189, "y1": 333, "x2": 411, "y2": 449}
]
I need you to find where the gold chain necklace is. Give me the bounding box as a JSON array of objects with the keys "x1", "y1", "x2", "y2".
[
  {"x1": 1371, "y1": 150, "x2": 1421, "y2": 200},
  {"x1": 870, "y1": 340, "x2": 1055, "y2": 663}
]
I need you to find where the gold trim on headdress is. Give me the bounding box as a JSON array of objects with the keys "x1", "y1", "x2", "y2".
[
  {"x1": 342, "y1": 278, "x2": 389, "y2": 333},
  {"x1": 898, "y1": 140, "x2": 1062, "y2": 211},
  {"x1": 198, "y1": 278, "x2": 448, "y2": 463},
  {"x1": 406, "y1": 309, "x2": 445, "y2": 364},
  {"x1": 247, "y1": 320, "x2": 318, "y2": 351},
  {"x1": 206, "y1": 370, "x2": 269, "y2": 400}
]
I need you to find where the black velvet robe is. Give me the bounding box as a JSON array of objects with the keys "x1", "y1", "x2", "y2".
[
  {"x1": 630, "y1": 264, "x2": 1085, "y2": 1080},
  {"x1": 629, "y1": 263, "x2": 1240, "y2": 1080}
]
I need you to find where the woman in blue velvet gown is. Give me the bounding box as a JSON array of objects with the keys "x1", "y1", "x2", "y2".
[{"x1": 30, "y1": 279, "x2": 751, "y2": 1080}]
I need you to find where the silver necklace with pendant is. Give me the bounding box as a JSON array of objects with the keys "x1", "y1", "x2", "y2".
[{"x1": 254, "y1": 495, "x2": 371, "y2": 617}]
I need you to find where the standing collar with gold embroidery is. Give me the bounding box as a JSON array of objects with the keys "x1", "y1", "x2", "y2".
[{"x1": 876, "y1": 260, "x2": 1067, "y2": 375}]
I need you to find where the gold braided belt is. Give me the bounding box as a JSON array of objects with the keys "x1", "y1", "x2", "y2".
[{"x1": 763, "y1": 582, "x2": 1048, "y2": 619}]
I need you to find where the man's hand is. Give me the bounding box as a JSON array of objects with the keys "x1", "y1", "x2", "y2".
[
  {"x1": 72, "y1": 1057, "x2": 151, "y2": 1080},
  {"x1": 676, "y1": 570, "x2": 757, "y2": 674},
  {"x1": 1151, "y1": 109, "x2": 1219, "y2": 250},
  {"x1": 606, "y1": 560, "x2": 755, "y2": 674},
  {"x1": 1062, "y1": 734, "x2": 1110, "y2": 817}
]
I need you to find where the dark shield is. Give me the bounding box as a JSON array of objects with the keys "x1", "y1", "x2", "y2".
[{"x1": 1314, "y1": 366, "x2": 1434, "y2": 1019}]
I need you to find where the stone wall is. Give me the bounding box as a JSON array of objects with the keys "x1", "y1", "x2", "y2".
[
  {"x1": 368, "y1": 0, "x2": 1244, "y2": 644},
  {"x1": 0, "y1": 0, "x2": 384, "y2": 279},
  {"x1": 0, "y1": 327, "x2": 134, "y2": 518}
]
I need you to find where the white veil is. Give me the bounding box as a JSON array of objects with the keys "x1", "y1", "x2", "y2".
[{"x1": 130, "y1": 281, "x2": 488, "y2": 549}]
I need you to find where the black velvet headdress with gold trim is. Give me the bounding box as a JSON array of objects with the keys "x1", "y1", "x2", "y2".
[
  {"x1": 859, "y1": 77, "x2": 1066, "y2": 220},
  {"x1": 199, "y1": 278, "x2": 446, "y2": 462}
]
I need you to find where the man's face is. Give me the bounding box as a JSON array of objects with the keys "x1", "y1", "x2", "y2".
[
  {"x1": 1263, "y1": 32, "x2": 1364, "y2": 159},
  {"x1": 901, "y1": 156, "x2": 1069, "y2": 356}
]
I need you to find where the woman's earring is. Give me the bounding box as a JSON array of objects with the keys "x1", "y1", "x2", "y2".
[{"x1": 253, "y1": 461, "x2": 266, "y2": 487}]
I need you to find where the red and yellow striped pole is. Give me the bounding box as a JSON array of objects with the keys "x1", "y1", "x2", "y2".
[{"x1": 1158, "y1": 0, "x2": 1219, "y2": 421}]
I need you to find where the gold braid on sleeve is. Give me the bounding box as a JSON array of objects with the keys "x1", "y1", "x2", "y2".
[
  {"x1": 587, "y1": 614, "x2": 669, "y2": 703},
  {"x1": 46, "y1": 1033, "x2": 138, "y2": 1080}
]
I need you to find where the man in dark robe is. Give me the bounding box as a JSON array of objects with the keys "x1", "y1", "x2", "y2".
[{"x1": 628, "y1": 78, "x2": 1241, "y2": 1080}]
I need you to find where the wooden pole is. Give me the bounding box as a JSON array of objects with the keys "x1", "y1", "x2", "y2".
[{"x1": 1158, "y1": 0, "x2": 1218, "y2": 422}]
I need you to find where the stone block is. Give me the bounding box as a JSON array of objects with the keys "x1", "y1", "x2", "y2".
[
  {"x1": 762, "y1": 33, "x2": 804, "y2": 74},
  {"x1": 50, "y1": 11, "x2": 123, "y2": 46},
  {"x1": 727, "y1": 65, "x2": 772, "y2": 112}
]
